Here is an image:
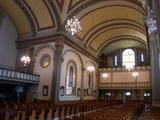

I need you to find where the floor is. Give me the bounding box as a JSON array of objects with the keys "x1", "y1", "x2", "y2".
[{"x1": 136, "y1": 111, "x2": 148, "y2": 120}]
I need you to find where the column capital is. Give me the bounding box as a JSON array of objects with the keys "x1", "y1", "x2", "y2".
[
  {"x1": 55, "y1": 39, "x2": 64, "y2": 49},
  {"x1": 82, "y1": 68, "x2": 86, "y2": 71},
  {"x1": 145, "y1": 15, "x2": 157, "y2": 35}
]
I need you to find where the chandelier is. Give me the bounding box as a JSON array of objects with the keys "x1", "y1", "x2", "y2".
[
  {"x1": 20, "y1": 55, "x2": 31, "y2": 66},
  {"x1": 65, "y1": 16, "x2": 81, "y2": 35}
]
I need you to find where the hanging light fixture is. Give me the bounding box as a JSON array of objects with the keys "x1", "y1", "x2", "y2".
[
  {"x1": 102, "y1": 73, "x2": 109, "y2": 80},
  {"x1": 87, "y1": 66, "x2": 95, "y2": 72},
  {"x1": 132, "y1": 72, "x2": 139, "y2": 78},
  {"x1": 125, "y1": 64, "x2": 134, "y2": 71},
  {"x1": 132, "y1": 72, "x2": 138, "y2": 82},
  {"x1": 20, "y1": 55, "x2": 31, "y2": 66},
  {"x1": 65, "y1": 16, "x2": 82, "y2": 35}
]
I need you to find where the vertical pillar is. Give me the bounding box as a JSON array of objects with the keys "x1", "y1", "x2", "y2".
[
  {"x1": 145, "y1": 7, "x2": 160, "y2": 106},
  {"x1": 148, "y1": 0, "x2": 160, "y2": 106},
  {"x1": 51, "y1": 39, "x2": 64, "y2": 103},
  {"x1": 149, "y1": 33, "x2": 160, "y2": 106},
  {"x1": 0, "y1": 10, "x2": 4, "y2": 27},
  {"x1": 28, "y1": 47, "x2": 34, "y2": 73},
  {"x1": 81, "y1": 68, "x2": 85, "y2": 100},
  {"x1": 154, "y1": 0, "x2": 160, "y2": 41}
]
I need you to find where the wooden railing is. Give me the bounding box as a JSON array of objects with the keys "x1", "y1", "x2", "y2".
[
  {"x1": 0, "y1": 67, "x2": 39, "y2": 84},
  {"x1": 99, "y1": 82, "x2": 151, "y2": 89},
  {"x1": 99, "y1": 66, "x2": 151, "y2": 72},
  {"x1": 99, "y1": 66, "x2": 151, "y2": 89}
]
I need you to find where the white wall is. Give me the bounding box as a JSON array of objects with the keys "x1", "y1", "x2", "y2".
[
  {"x1": 0, "y1": 11, "x2": 17, "y2": 69},
  {"x1": 60, "y1": 44, "x2": 98, "y2": 101},
  {"x1": 33, "y1": 44, "x2": 54, "y2": 100},
  {"x1": 60, "y1": 48, "x2": 82, "y2": 101},
  {"x1": 31, "y1": 42, "x2": 98, "y2": 101}
]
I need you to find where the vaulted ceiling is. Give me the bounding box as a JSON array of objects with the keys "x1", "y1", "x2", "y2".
[{"x1": 0, "y1": 0, "x2": 148, "y2": 55}]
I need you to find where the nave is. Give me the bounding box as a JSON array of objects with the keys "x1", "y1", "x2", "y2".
[{"x1": 1, "y1": 0, "x2": 160, "y2": 119}]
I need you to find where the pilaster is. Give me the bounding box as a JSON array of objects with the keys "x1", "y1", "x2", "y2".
[{"x1": 51, "y1": 39, "x2": 64, "y2": 103}]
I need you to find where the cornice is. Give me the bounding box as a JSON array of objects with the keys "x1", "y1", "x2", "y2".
[{"x1": 16, "y1": 33, "x2": 98, "y2": 62}]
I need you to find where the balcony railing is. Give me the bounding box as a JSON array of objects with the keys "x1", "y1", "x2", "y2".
[
  {"x1": 0, "y1": 67, "x2": 39, "y2": 84},
  {"x1": 99, "y1": 82, "x2": 151, "y2": 89}
]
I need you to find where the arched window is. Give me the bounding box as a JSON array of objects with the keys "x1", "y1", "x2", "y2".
[
  {"x1": 114, "y1": 56, "x2": 118, "y2": 66},
  {"x1": 87, "y1": 66, "x2": 95, "y2": 95},
  {"x1": 66, "y1": 61, "x2": 77, "y2": 95},
  {"x1": 122, "y1": 49, "x2": 135, "y2": 68},
  {"x1": 141, "y1": 53, "x2": 144, "y2": 63}
]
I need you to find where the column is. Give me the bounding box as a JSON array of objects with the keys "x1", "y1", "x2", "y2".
[
  {"x1": 146, "y1": 13, "x2": 160, "y2": 106},
  {"x1": 0, "y1": 10, "x2": 4, "y2": 27},
  {"x1": 152, "y1": 1, "x2": 160, "y2": 106},
  {"x1": 81, "y1": 68, "x2": 85, "y2": 101},
  {"x1": 154, "y1": 0, "x2": 160, "y2": 40},
  {"x1": 149, "y1": 33, "x2": 160, "y2": 106},
  {"x1": 28, "y1": 47, "x2": 34, "y2": 73},
  {"x1": 51, "y1": 39, "x2": 64, "y2": 103}
]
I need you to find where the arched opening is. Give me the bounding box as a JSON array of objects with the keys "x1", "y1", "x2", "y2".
[{"x1": 66, "y1": 61, "x2": 77, "y2": 95}]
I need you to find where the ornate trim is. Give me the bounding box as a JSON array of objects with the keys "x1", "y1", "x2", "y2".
[{"x1": 14, "y1": 0, "x2": 37, "y2": 36}]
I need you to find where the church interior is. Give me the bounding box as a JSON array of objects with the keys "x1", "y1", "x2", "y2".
[{"x1": 0, "y1": 0, "x2": 160, "y2": 119}]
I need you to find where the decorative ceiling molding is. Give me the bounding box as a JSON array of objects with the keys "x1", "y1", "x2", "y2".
[
  {"x1": 14, "y1": 0, "x2": 37, "y2": 36},
  {"x1": 98, "y1": 38, "x2": 146, "y2": 55},
  {"x1": 83, "y1": 19, "x2": 146, "y2": 45},
  {"x1": 67, "y1": 0, "x2": 144, "y2": 20},
  {"x1": 47, "y1": 0, "x2": 62, "y2": 29},
  {"x1": 64, "y1": 0, "x2": 147, "y2": 55},
  {"x1": 96, "y1": 35, "x2": 146, "y2": 55},
  {"x1": 22, "y1": 0, "x2": 55, "y2": 31},
  {"x1": 55, "y1": 0, "x2": 65, "y2": 12},
  {"x1": 0, "y1": 0, "x2": 32, "y2": 34},
  {"x1": 77, "y1": 5, "x2": 145, "y2": 39},
  {"x1": 86, "y1": 25, "x2": 146, "y2": 49},
  {"x1": 68, "y1": 0, "x2": 90, "y2": 14},
  {"x1": 89, "y1": 27, "x2": 147, "y2": 51}
]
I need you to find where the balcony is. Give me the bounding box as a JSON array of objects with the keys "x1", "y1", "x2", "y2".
[
  {"x1": 0, "y1": 67, "x2": 39, "y2": 84},
  {"x1": 99, "y1": 66, "x2": 151, "y2": 89},
  {"x1": 99, "y1": 82, "x2": 151, "y2": 89}
]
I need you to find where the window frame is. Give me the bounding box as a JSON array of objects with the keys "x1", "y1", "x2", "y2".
[
  {"x1": 87, "y1": 66, "x2": 94, "y2": 96},
  {"x1": 122, "y1": 49, "x2": 135, "y2": 68},
  {"x1": 65, "y1": 60, "x2": 77, "y2": 95}
]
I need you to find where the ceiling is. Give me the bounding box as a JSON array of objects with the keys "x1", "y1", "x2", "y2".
[
  {"x1": 0, "y1": 0, "x2": 148, "y2": 55},
  {"x1": 100, "y1": 40, "x2": 146, "y2": 55}
]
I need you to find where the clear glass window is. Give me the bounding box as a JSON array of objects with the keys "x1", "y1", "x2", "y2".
[
  {"x1": 141, "y1": 53, "x2": 144, "y2": 62},
  {"x1": 115, "y1": 56, "x2": 117, "y2": 66},
  {"x1": 66, "y1": 62, "x2": 76, "y2": 95},
  {"x1": 122, "y1": 49, "x2": 135, "y2": 67}
]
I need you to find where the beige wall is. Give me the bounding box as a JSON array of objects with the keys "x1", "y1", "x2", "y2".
[{"x1": 99, "y1": 66, "x2": 151, "y2": 83}]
